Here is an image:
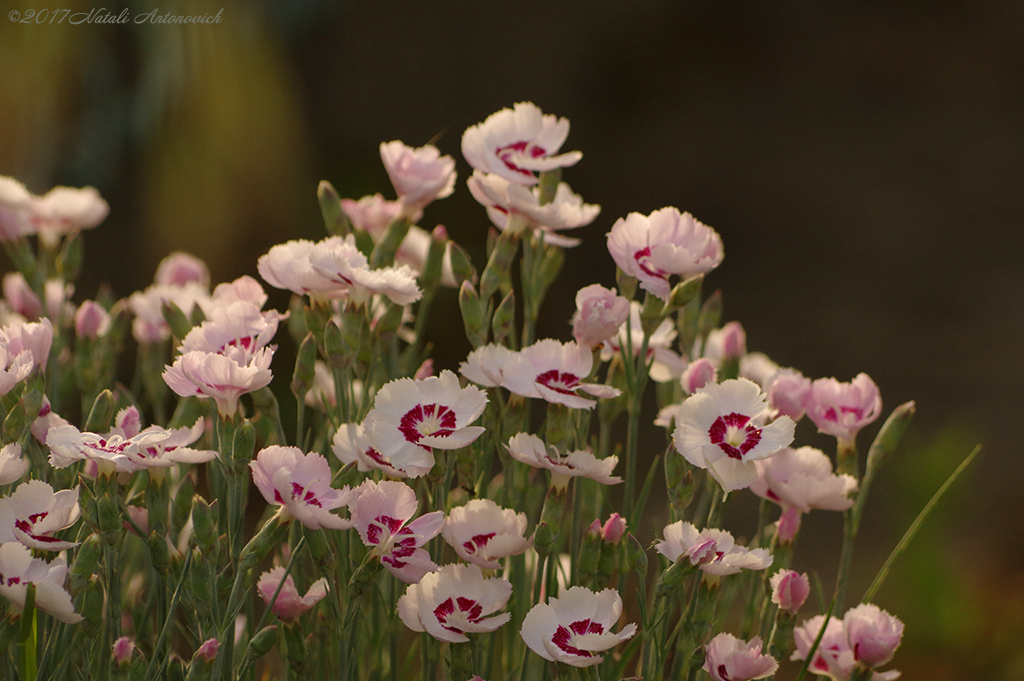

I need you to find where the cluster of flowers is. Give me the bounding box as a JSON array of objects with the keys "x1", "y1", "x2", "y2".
[{"x1": 0, "y1": 101, "x2": 914, "y2": 681}]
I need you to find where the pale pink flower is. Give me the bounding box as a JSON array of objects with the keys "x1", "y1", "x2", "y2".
[
  {"x1": 739, "y1": 352, "x2": 780, "y2": 389},
  {"x1": 44, "y1": 279, "x2": 74, "y2": 322},
  {"x1": 458, "y1": 344, "x2": 518, "y2": 388},
  {"x1": 341, "y1": 193, "x2": 408, "y2": 238},
  {"x1": 309, "y1": 235, "x2": 422, "y2": 306},
  {"x1": 843, "y1": 604, "x2": 904, "y2": 669},
  {"x1": 775, "y1": 506, "x2": 802, "y2": 544},
  {"x1": 442, "y1": 499, "x2": 532, "y2": 569},
  {"x1": 331, "y1": 421, "x2": 421, "y2": 479},
  {"x1": 155, "y1": 252, "x2": 210, "y2": 288},
  {"x1": 520, "y1": 586, "x2": 636, "y2": 667},
  {"x1": 0, "y1": 479, "x2": 80, "y2": 550},
  {"x1": 0, "y1": 542, "x2": 82, "y2": 623},
  {"x1": 28, "y1": 185, "x2": 108, "y2": 248},
  {"x1": 770, "y1": 570, "x2": 810, "y2": 614},
  {"x1": 704, "y1": 322, "x2": 747, "y2": 364},
  {"x1": 601, "y1": 302, "x2": 685, "y2": 383},
  {"x1": 680, "y1": 358, "x2": 718, "y2": 395},
  {"x1": 249, "y1": 446, "x2": 356, "y2": 530},
  {"x1": 0, "y1": 443, "x2": 27, "y2": 485},
  {"x1": 466, "y1": 171, "x2": 599, "y2": 246},
  {"x1": 703, "y1": 633, "x2": 778, "y2": 681},
  {"x1": 750, "y1": 446, "x2": 857, "y2": 514},
  {"x1": 656, "y1": 521, "x2": 772, "y2": 576},
  {"x1": 1, "y1": 318, "x2": 53, "y2": 371},
  {"x1": 128, "y1": 281, "x2": 210, "y2": 343},
  {"x1": 74, "y1": 301, "x2": 111, "y2": 339},
  {"x1": 364, "y1": 370, "x2": 487, "y2": 475},
  {"x1": 349, "y1": 479, "x2": 444, "y2": 583},
  {"x1": 462, "y1": 102, "x2": 582, "y2": 185},
  {"x1": 506, "y1": 433, "x2": 621, "y2": 490},
  {"x1": 590, "y1": 513, "x2": 627, "y2": 543},
  {"x1": 256, "y1": 566, "x2": 328, "y2": 620},
  {"x1": 0, "y1": 176, "x2": 33, "y2": 241},
  {"x1": 792, "y1": 614, "x2": 903, "y2": 681},
  {"x1": 606, "y1": 207, "x2": 724, "y2": 301},
  {"x1": 257, "y1": 238, "x2": 345, "y2": 299},
  {"x1": 3, "y1": 273, "x2": 43, "y2": 319},
  {"x1": 806, "y1": 374, "x2": 882, "y2": 445},
  {"x1": 162, "y1": 348, "x2": 274, "y2": 416},
  {"x1": 0, "y1": 345, "x2": 33, "y2": 396},
  {"x1": 380, "y1": 141, "x2": 457, "y2": 215},
  {"x1": 124, "y1": 417, "x2": 218, "y2": 471},
  {"x1": 767, "y1": 369, "x2": 812, "y2": 421},
  {"x1": 210, "y1": 275, "x2": 269, "y2": 309},
  {"x1": 503, "y1": 339, "x2": 619, "y2": 410},
  {"x1": 672, "y1": 379, "x2": 795, "y2": 492},
  {"x1": 112, "y1": 636, "x2": 136, "y2": 665},
  {"x1": 572, "y1": 284, "x2": 630, "y2": 349},
  {"x1": 398, "y1": 563, "x2": 512, "y2": 642},
  {"x1": 179, "y1": 301, "x2": 282, "y2": 365}
]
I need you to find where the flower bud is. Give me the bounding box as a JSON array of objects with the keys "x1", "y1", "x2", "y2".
[
  {"x1": 775, "y1": 507, "x2": 802, "y2": 545},
  {"x1": 413, "y1": 359, "x2": 434, "y2": 380},
  {"x1": 156, "y1": 252, "x2": 210, "y2": 288},
  {"x1": 246, "y1": 625, "x2": 278, "y2": 659},
  {"x1": 191, "y1": 496, "x2": 217, "y2": 553},
  {"x1": 767, "y1": 369, "x2": 811, "y2": 421},
  {"x1": 770, "y1": 569, "x2": 810, "y2": 614},
  {"x1": 458, "y1": 281, "x2": 488, "y2": 349},
  {"x1": 601, "y1": 513, "x2": 627, "y2": 544},
  {"x1": 626, "y1": 532, "x2": 648, "y2": 578},
  {"x1": 2, "y1": 272, "x2": 42, "y2": 318},
  {"x1": 447, "y1": 241, "x2": 475, "y2": 287},
  {"x1": 572, "y1": 284, "x2": 629, "y2": 349},
  {"x1": 843, "y1": 604, "x2": 904, "y2": 668},
  {"x1": 194, "y1": 637, "x2": 219, "y2": 662},
  {"x1": 113, "y1": 636, "x2": 135, "y2": 667},
  {"x1": 865, "y1": 401, "x2": 915, "y2": 475},
  {"x1": 680, "y1": 358, "x2": 717, "y2": 395},
  {"x1": 290, "y1": 332, "x2": 317, "y2": 399},
  {"x1": 491, "y1": 289, "x2": 516, "y2": 346},
  {"x1": 75, "y1": 300, "x2": 111, "y2": 339}
]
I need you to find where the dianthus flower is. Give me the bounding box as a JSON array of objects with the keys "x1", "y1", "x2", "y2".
[
  {"x1": 178, "y1": 300, "x2": 282, "y2": 365},
  {"x1": 349, "y1": 479, "x2": 443, "y2": 583},
  {"x1": 250, "y1": 446, "x2": 356, "y2": 530},
  {"x1": 601, "y1": 302, "x2": 685, "y2": 383},
  {"x1": 520, "y1": 586, "x2": 636, "y2": 667},
  {"x1": 0, "y1": 176, "x2": 32, "y2": 241},
  {"x1": 27, "y1": 185, "x2": 109, "y2": 248},
  {"x1": 1, "y1": 318, "x2": 53, "y2": 372},
  {"x1": 0, "y1": 443, "x2": 27, "y2": 485},
  {"x1": 506, "y1": 432, "x2": 621, "y2": 490},
  {"x1": 332, "y1": 421, "x2": 423, "y2": 479},
  {"x1": 363, "y1": 370, "x2": 487, "y2": 475},
  {"x1": 256, "y1": 566, "x2": 328, "y2": 620},
  {"x1": 462, "y1": 102, "x2": 582, "y2": 185},
  {"x1": 607, "y1": 207, "x2": 724, "y2": 301},
  {"x1": 792, "y1": 611, "x2": 903, "y2": 680},
  {"x1": 380, "y1": 141, "x2": 456, "y2": 215},
  {"x1": 750, "y1": 446, "x2": 858, "y2": 514},
  {"x1": 656, "y1": 521, "x2": 772, "y2": 576},
  {"x1": 672, "y1": 378, "x2": 795, "y2": 492},
  {"x1": 397, "y1": 563, "x2": 512, "y2": 642},
  {"x1": 572, "y1": 284, "x2": 630, "y2": 349},
  {"x1": 163, "y1": 347, "x2": 274, "y2": 417},
  {"x1": 309, "y1": 235, "x2": 422, "y2": 306},
  {"x1": 128, "y1": 281, "x2": 210, "y2": 343},
  {"x1": 458, "y1": 343, "x2": 517, "y2": 388},
  {"x1": 155, "y1": 251, "x2": 211, "y2": 288},
  {"x1": 0, "y1": 542, "x2": 82, "y2": 623},
  {"x1": 442, "y1": 499, "x2": 532, "y2": 569},
  {"x1": 502, "y1": 339, "x2": 619, "y2": 410},
  {"x1": 0, "y1": 480, "x2": 80, "y2": 550},
  {"x1": 806, "y1": 373, "x2": 882, "y2": 445},
  {"x1": 703, "y1": 633, "x2": 778, "y2": 681}
]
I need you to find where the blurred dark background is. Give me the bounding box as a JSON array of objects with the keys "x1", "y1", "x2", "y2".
[{"x1": 2, "y1": 0, "x2": 1022, "y2": 677}]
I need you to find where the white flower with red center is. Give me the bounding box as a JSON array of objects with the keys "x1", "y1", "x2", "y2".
[
  {"x1": 672, "y1": 378, "x2": 795, "y2": 492},
  {"x1": 0, "y1": 542, "x2": 82, "y2": 624},
  {"x1": 364, "y1": 370, "x2": 487, "y2": 474},
  {"x1": 520, "y1": 586, "x2": 636, "y2": 667},
  {"x1": 442, "y1": 499, "x2": 532, "y2": 570},
  {"x1": 45, "y1": 406, "x2": 144, "y2": 472},
  {"x1": 458, "y1": 344, "x2": 518, "y2": 388},
  {"x1": 1, "y1": 318, "x2": 53, "y2": 372},
  {"x1": 331, "y1": 421, "x2": 423, "y2": 479},
  {"x1": 179, "y1": 301, "x2": 282, "y2": 365},
  {"x1": 506, "y1": 433, "x2": 621, "y2": 490},
  {"x1": 749, "y1": 446, "x2": 858, "y2": 514},
  {"x1": 380, "y1": 141, "x2": 457, "y2": 215},
  {"x1": 503, "y1": 339, "x2": 619, "y2": 410},
  {"x1": 0, "y1": 443, "x2": 27, "y2": 485},
  {"x1": 461, "y1": 102, "x2": 582, "y2": 185},
  {"x1": 349, "y1": 479, "x2": 444, "y2": 583},
  {"x1": 249, "y1": 446, "x2": 356, "y2": 531},
  {"x1": 606, "y1": 207, "x2": 724, "y2": 301},
  {"x1": 703, "y1": 633, "x2": 778, "y2": 681},
  {"x1": 123, "y1": 418, "x2": 218, "y2": 471},
  {"x1": 466, "y1": 171, "x2": 599, "y2": 246},
  {"x1": 656, "y1": 521, "x2": 772, "y2": 576},
  {"x1": 791, "y1": 614, "x2": 903, "y2": 681},
  {"x1": 806, "y1": 373, "x2": 882, "y2": 445},
  {"x1": 397, "y1": 563, "x2": 512, "y2": 642},
  {"x1": 308, "y1": 235, "x2": 423, "y2": 306},
  {"x1": 163, "y1": 347, "x2": 274, "y2": 417},
  {"x1": 27, "y1": 185, "x2": 109, "y2": 248},
  {"x1": 256, "y1": 566, "x2": 328, "y2": 621},
  {"x1": 0, "y1": 480, "x2": 80, "y2": 550},
  {"x1": 601, "y1": 302, "x2": 685, "y2": 383}
]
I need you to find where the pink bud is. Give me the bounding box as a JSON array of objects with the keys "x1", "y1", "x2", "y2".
[
  {"x1": 770, "y1": 569, "x2": 810, "y2": 614},
  {"x1": 44, "y1": 279, "x2": 73, "y2": 321},
  {"x1": 680, "y1": 357, "x2": 717, "y2": 395},
  {"x1": 572, "y1": 284, "x2": 630, "y2": 349},
  {"x1": 586, "y1": 519, "x2": 603, "y2": 538},
  {"x1": 112, "y1": 636, "x2": 135, "y2": 665},
  {"x1": 601, "y1": 513, "x2": 626, "y2": 543},
  {"x1": 196, "y1": 638, "x2": 219, "y2": 661},
  {"x1": 843, "y1": 603, "x2": 904, "y2": 668},
  {"x1": 775, "y1": 506, "x2": 801, "y2": 544},
  {"x1": 414, "y1": 359, "x2": 435, "y2": 380},
  {"x1": 706, "y1": 321, "x2": 746, "y2": 361},
  {"x1": 155, "y1": 252, "x2": 210, "y2": 288},
  {"x1": 75, "y1": 301, "x2": 111, "y2": 339},
  {"x1": 767, "y1": 369, "x2": 811, "y2": 421},
  {"x1": 431, "y1": 224, "x2": 449, "y2": 241},
  {"x1": 2, "y1": 272, "x2": 42, "y2": 319}
]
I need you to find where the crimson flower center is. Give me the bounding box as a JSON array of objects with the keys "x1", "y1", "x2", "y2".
[
  {"x1": 551, "y1": 618, "x2": 606, "y2": 657},
  {"x1": 399, "y1": 403, "x2": 457, "y2": 450},
  {"x1": 536, "y1": 369, "x2": 580, "y2": 396},
  {"x1": 633, "y1": 246, "x2": 668, "y2": 280},
  {"x1": 433, "y1": 596, "x2": 485, "y2": 634},
  {"x1": 708, "y1": 412, "x2": 762, "y2": 460},
  {"x1": 495, "y1": 141, "x2": 546, "y2": 177}
]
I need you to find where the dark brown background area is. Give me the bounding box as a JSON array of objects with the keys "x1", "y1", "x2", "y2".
[{"x1": 1, "y1": 0, "x2": 1022, "y2": 677}]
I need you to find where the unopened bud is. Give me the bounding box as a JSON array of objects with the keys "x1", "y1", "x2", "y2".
[
  {"x1": 246, "y1": 626, "x2": 278, "y2": 659},
  {"x1": 458, "y1": 281, "x2": 488, "y2": 349},
  {"x1": 770, "y1": 569, "x2": 810, "y2": 614},
  {"x1": 290, "y1": 333, "x2": 317, "y2": 399},
  {"x1": 447, "y1": 242, "x2": 475, "y2": 287},
  {"x1": 681, "y1": 358, "x2": 717, "y2": 395},
  {"x1": 156, "y1": 252, "x2": 210, "y2": 287},
  {"x1": 491, "y1": 289, "x2": 516, "y2": 346},
  {"x1": 113, "y1": 636, "x2": 135, "y2": 667},
  {"x1": 626, "y1": 533, "x2": 648, "y2": 578}
]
